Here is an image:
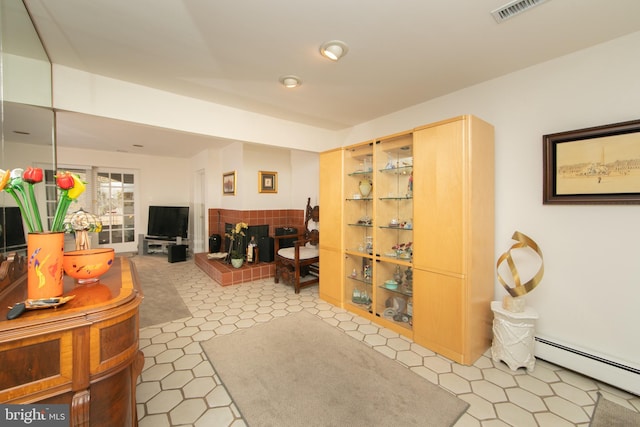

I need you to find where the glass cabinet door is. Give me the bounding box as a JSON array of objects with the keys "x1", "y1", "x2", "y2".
[
  {"x1": 343, "y1": 142, "x2": 374, "y2": 314},
  {"x1": 374, "y1": 133, "x2": 413, "y2": 333}
]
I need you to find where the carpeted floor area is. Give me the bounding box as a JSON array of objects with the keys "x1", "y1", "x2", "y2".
[
  {"x1": 131, "y1": 254, "x2": 192, "y2": 328},
  {"x1": 590, "y1": 392, "x2": 640, "y2": 427},
  {"x1": 202, "y1": 311, "x2": 469, "y2": 427}
]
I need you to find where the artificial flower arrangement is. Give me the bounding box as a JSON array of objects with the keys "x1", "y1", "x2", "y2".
[
  {"x1": 225, "y1": 222, "x2": 248, "y2": 259},
  {"x1": 0, "y1": 167, "x2": 86, "y2": 233}
]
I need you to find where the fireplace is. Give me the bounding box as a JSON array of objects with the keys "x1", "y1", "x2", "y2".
[{"x1": 224, "y1": 223, "x2": 269, "y2": 255}]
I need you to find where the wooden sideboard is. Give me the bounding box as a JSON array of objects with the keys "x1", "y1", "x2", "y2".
[{"x1": 0, "y1": 256, "x2": 144, "y2": 427}]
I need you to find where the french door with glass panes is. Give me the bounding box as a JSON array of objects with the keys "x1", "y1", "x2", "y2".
[{"x1": 96, "y1": 170, "x2": 137, "y2": 251}]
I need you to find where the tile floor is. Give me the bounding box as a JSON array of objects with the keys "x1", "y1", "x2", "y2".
[{"x1": 135, "y1": 257, "x2": 639, "y2": 426}]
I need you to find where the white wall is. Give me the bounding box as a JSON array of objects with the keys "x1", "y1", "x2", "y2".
[
  {"x1": 57, "y1": 146, "x2": 192, "y2": 253},
  {"x1": 343, "y1": 31, "x2": 640, "y2": 372}
]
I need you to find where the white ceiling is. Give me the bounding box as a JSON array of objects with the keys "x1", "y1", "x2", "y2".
[{"x1": 19, "y1": 0, "x2": 640, "y2": 157}]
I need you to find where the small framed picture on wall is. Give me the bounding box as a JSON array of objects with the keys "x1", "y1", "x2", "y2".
[
  {"x1": 258, "y1": 171, "x2": 277, "y2": 193},
  {"x1": 223, "y1": 171, "x2": 236, "y2": 195}
]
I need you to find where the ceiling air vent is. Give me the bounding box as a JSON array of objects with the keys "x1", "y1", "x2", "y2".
[{"x1": 491, "y1": 0, "x2": 549, "y2": 23}]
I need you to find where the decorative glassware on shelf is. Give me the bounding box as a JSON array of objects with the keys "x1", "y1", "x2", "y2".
[
  {"x1": 352, "y1": 288, "x2": 371, "y2": 305},
  {"x1": 363, "y1": 156, "x2": 373, "y2": 172},
  {"x1": 393, "y1": 265, "x2": 403, "y2": 285},
  {"x1": 403, "y1": 267, "x2": 413, "y2": 295},
  {"x1": 393, "y1": 242, "x2": 412, "y2": 259},
  {"x1": 363, "y1": 263, "x2": 372, "y2": 282},
  {"x1": 365, "y1": 236, "x2": 373, "y2": 253},
  {"x1": 359, "y1": 179, "x2": 372, "y2": 197}
]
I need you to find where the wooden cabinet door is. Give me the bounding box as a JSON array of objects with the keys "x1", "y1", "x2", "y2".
[
  {"x1": 319, "y1": 148, "x2": 343, "y2": 304},
  {"x1": 318, "y1": 248, "x2": 343, "y2": 306},
  {"x1": 412, "y1": 118, "x2": 465, "y2": 275},
  {"x1": 412, "y1": 268, "x2": 465, "y2": 363}
]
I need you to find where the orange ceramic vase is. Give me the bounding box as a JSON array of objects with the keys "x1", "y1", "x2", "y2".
[{"x1": 27, "y1": 232, "x2": 65, "y2": 299}]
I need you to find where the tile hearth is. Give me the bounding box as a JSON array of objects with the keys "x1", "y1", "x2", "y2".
[{"x1": 194, "y1": 253, "x2": 275, "y2": 286}]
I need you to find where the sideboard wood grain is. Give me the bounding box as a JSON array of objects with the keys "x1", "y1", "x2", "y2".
[{"x1": 0, "y1": 257, "x2": 144, "y2": 427}]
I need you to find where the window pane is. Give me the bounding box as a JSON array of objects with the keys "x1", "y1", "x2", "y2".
[
  {"x1": 99, "y1": 229, "x2": 109, "y2": 244},
  {"x1": 111, "y1": 230, "x2": 123, "y2": 244},
  {"x1": 124, "y1": 230, "x2": 135, "y2": 242},
  {"x1": 124, "y1": 215, "x2": 135, "y2": 227}
]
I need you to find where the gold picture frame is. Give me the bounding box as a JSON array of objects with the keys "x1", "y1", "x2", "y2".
[
  {"x1": 223, "y1": 171, "x2": 236, "y2": 195},
  {"x1": 258, "y1": 171, "x2": 277, "y2": 193},
  {"x1": 543, "y1": 119, "x2": 640, "y2": 204}
]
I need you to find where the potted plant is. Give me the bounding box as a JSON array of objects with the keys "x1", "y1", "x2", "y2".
[{"x1": 226, "y1": 222, "x2": 248, "y2": 268}]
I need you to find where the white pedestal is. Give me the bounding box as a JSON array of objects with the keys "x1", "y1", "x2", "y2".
[{"x1": 491, "y1": 301, "x2": 539, "y2": 372}]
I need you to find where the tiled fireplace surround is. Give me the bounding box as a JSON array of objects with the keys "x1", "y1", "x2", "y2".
[{"x1": 194, "y1": 208, "x2": 305, "y2": 286}]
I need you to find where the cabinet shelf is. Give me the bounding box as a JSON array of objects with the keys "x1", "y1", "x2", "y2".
[
  {"x1": 347, "y1": 223, "x2": 372, "y2": 227},
  {"x1": 348, "y1": 170, "x2": 373, "y2": 177},
  {"x1": 378, "y1": 285, "x2": 413, "y2": 297},
  {"x1": 345, "y1": 197, "x2": 373, "y2": 201},
  {"x1": 346, "y1": 275, "x2": 373, "y2": 285},
  {"x1": 379, "y1": 313, "x2": 413, "y2": 330},
  {"x1": 377, "y1": 255, "x2": 412, "y2": 265},
  {"x1": 346, "y1": 301, "x2": 373, "y2": 313},
  {"x1": 345, "y1": 249, "x2": 373, "y2": 257},
  {"x1": 379, "y1": 165, "x2": 412, "y2": 175},
  {"x1": 379, "y1": 196, "x2": 412, "y2": 200}
]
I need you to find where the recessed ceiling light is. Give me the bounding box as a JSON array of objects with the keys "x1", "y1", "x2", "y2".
[
  {"x1": 279, "y1": 75, "x2": 302, "y2": 88},
  {"x1": 320, "y1": 40, "x2": 349, "y2": 61}
]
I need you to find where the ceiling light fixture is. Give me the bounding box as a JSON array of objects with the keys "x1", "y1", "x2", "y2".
[
  {"x1": 279, "y1": 75, "x2": 302, "y2": 88},
  {"x1": 320, "y1": 40, "x2": 349, "y2": 61}
]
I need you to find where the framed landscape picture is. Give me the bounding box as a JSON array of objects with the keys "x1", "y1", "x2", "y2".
[
  {"x1": 258, "y1": 171, "x2": 277, "y2": 193},
  {"x1": 223, "y1": 171, "x2": 236, "y2": 195},
  {"x1": 543, "y1": 119, "x2": 640, "y2": 204}
]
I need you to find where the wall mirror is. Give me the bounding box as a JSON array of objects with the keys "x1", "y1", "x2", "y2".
[{"x1": 1, "y1": 0, "x2": 55, "y2": 254}]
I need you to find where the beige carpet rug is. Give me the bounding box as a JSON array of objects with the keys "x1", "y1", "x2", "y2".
[
  {"x1": 130, "y1": 255, "x2": 192, "y2": 328},
  {"x1": 202, "y1": 311, "x2": 469, "y2": 427},
  {"x1": 590, "y1": 392, "x2": 640, "y2": 427}
]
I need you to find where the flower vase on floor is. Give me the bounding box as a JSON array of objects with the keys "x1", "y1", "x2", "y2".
[
  {"x1": 231, "y1": 258, "x2": 244, "y2": 268},
  {"x1": 27, "y1": 232, "x2": 65, "y2": 299}
]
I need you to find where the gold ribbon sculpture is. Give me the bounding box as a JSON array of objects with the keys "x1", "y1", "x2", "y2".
[{"x1": 496, "y1": 231, "x2": 544, "y2": 297}]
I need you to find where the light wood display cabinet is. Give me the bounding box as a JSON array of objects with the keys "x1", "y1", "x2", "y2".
[{"x1": 319, "y1": 115, "x2": 494, "y2": 365}]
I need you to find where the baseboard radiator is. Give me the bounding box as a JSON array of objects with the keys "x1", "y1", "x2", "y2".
[{"x1": 535, "y1": 336, "x2": 640, "y2": 396}]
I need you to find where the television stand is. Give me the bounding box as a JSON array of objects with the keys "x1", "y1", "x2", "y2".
[{"x1": 138, "y1": 235, "x2": 188, "y2": 256}]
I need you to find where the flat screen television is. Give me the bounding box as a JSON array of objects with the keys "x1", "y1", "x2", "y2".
[
  {"x1": 0, "y1": 207, "x2": 27, "y2": 251},
  {"x1": 147, "y1": 206, "x2": 189, "y2": 240}
]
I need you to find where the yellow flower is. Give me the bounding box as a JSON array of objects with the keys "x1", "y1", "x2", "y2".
[
  {"x1": 234, "y1": 222, "x2": 248, "y2": 234},
  {"x1": 67, "y1": 173, "x2": 86, "y2": 199},
  {"x1": 0, "y1": 169, "x2": 9, "y2": 191}
]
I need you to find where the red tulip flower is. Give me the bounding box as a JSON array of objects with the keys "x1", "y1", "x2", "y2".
[
  {"x1": 23, "y1": 167, "x2": 44, "y2": 184},
  {"x1": 56, "y1": 171, "x2": 75, "y2": 190}
]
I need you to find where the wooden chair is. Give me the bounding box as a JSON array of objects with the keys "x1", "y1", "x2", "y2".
[{"x1": 274, "y1": 198, "x2": 319, "y2": 293}]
